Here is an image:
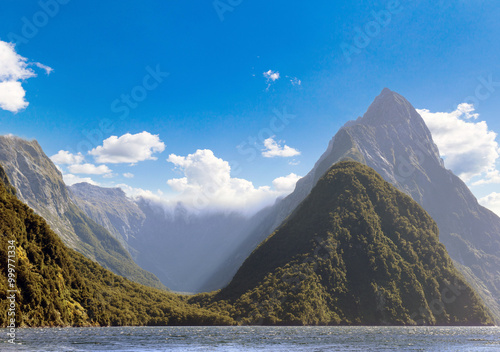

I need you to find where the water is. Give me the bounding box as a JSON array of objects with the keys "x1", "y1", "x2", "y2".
[{"x1": 2, "y1": 326, "x2": 499, "y2": 351}]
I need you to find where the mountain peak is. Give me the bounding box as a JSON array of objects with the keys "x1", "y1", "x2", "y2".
[{"x1": 360, "y1": 88, "x2": 418, "y2": 126}]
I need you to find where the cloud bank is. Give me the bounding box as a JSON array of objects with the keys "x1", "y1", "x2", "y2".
[{"x1": 165, "y1": 149, "x2": 301, "y2": 214}]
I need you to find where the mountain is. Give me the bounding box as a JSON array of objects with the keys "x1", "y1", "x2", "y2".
[
  {"x1": 211, "y1": 161, "x2": 493, "y2": 326},
  {"x1": 0, "y1": 136, "x2": 164, "y2": 290},
  {"x1": 203, "y1": 88, "x2": 500, "y2": 323},
  {"x1": 0, "y1": 164, "x2": 233, "y2": 327},
  {"x1": 69, "y1": 182, "x2": 145, "y2": 254},
  {"x1": 69, "y1": 181, "x2": 250, "y2": 292}
]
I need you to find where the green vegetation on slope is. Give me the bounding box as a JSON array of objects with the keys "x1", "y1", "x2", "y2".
[
  {"x1": 197, "y1": 161, "x2": 493, "y2": 326},
  {"x1": 0, "y1": 136, "x2": 164, "y2": 290},
  {"x1": 0, "y1": 165, "x2": 234, "y2": 327},
  {"x1": 64, "y1": 202, "x2": 165, "y2": 290}
]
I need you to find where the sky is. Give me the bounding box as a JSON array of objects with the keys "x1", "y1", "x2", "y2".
[{"x1": 0, "y1": 0, "x2": 499, "y2": 215}]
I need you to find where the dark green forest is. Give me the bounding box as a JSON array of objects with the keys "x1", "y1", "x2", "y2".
[{"x1": 192, "y1": 161, "x2": 493, "y2": 326}]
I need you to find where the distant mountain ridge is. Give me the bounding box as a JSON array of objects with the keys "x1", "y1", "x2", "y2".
[
  {"x1": 69, "y1": 181, "x2": 250, "y2": 292},
  {"x1": 210, "y1": 162, "x2": 493, "y2": 326},
  {"x1": 0, "y1": 135, "x2": 165, "y2": 290}
]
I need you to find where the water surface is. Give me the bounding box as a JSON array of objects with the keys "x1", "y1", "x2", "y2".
[{"x1": 2, "y1": 326, "x2": 499, "y2": 351}]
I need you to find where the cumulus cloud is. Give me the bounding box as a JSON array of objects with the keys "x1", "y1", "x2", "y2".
[
  {"x1": 68, "y1": 163, "x2": 112, "y2": 175},
  {"x1": 417, "y1": 104, "x2": 499, "y2": 182},
  {"x1": 262, "y1": 136, "x2": 301, "y2": 158},
  {"x1": 0, "y1": 40, "x2": 52, "y2": 113},
  {"x1": 479, "y1": 192, "x2": 500, "y2": 217},
  {"x1": 166, "y1": 149, "x2": 300, "y2": 214},
  {"x1": 50, "y1": 150, "x2": 85, "y2": 165},
  {"x1": 123, "y1": 172, "x2": 134, "y2": 178},
  {"x1": 0, "y1": 81, "x2": 29, "y2": 113},
  {"x1": 272, "y1": 173, "x2": 301, "y2": 193},
  {"x1": 89, "y1": 131, "x2": 165, "y2": 164},
  {"x1": 62, "y1": 173, "x2": 99, "y2": 186}
]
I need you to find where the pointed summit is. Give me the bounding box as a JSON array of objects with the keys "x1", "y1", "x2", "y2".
[{"x1": 361, "y1": 88, "x2": 425, "y2": 127}]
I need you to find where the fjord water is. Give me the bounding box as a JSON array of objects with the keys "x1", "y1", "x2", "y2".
[{"x1": 3, "y1": 326, "x2": 499, "y2": 351}]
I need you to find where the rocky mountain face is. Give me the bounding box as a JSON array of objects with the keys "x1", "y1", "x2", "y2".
[
  {"x1": 69, "y1": 183, "x2": 145, "y2": 253},
  {"x1": 205, "y1": 88, "x2": 500, "y2": 323},
  {"x1": 214, "y1": 162, "x2": 493, "y2": 326},
  {"x1": 0, "y1": 135, "x2": 164, "y2": 290},
  {"x1": 70, "y1": 183, "x2": 250, "y2": 292}
]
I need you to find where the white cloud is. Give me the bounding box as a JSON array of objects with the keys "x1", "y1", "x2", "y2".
[
  {"x1": 263, "y1": 70, "x2": 280, "y2": 82},
  {"x1": 62, "y1": 173, "x2": 99, "y2": 186},
  {"x1": 272, "y1": 173, "x2": 301, "y2": 193},
  {"x1": 89, "y1": 131, "x2": 165, "y2": 164},
  {"x1": 473, "y1": 169, "x2": 500, "y2": 186},
  {"x1": 34, "y1": 62, "x2": 53, "y2": 75},
  {"x1": 0, "y1": 81, "x2": 29, "y2": 113},
  {"x1": 50, "y1": 150, "x2": 85, "y2": 165},
  {"x1": 417, "y1": 104, "x2": 499, "y2": 182},
  {"x1": 479, "y1": 192, "x2": 500, "y2": 217},
  {"x1": 166, "y1": 149, "x2": 299, "y2": 214},
  {"x1": 123, "y1": 172, "x2": 135, "y2": 178},
  {"x1": 116, "y1": 183, "x2": 165, "y2": 203},
  {"x1": 262, "y1": 136, "x2": 301, "y2": 158},
  {"x1": 0, "y1": 40, "x2": 52, "y2": 113},
  {"x1": 68, "y1": 163, "x2": 112, "y2": 175},
  {"x1": 263, "y1": 69, "x2": 280, "y2": 91},
  {"x1": 288, "y1": 76, "x2": 302, "y2": 86}
]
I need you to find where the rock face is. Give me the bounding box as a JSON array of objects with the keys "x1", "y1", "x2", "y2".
[
  {"x1": 205, "y1": 89, "x2": 500, "y2": 323},
  {"x1": 70, "y1": 183, "x2": 250, "y2": 292},
  {"x1": 218, "y1": 162, "x2": 493, "y2": 326},
  {"x1": 0, "y1": 135, "x2": 165, "y2": 290},
  {"x1": 69, "y1": 183, "x2": 146, "y2": 253}
]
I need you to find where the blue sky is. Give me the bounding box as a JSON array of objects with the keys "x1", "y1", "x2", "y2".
[{"x1": 1, "y1": 0, "x2": 499, "y2": 214}]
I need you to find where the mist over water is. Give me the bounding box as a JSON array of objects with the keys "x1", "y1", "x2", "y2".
[{"x1": 3, "y1": 326, "x2": 500, "y2": 352}]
